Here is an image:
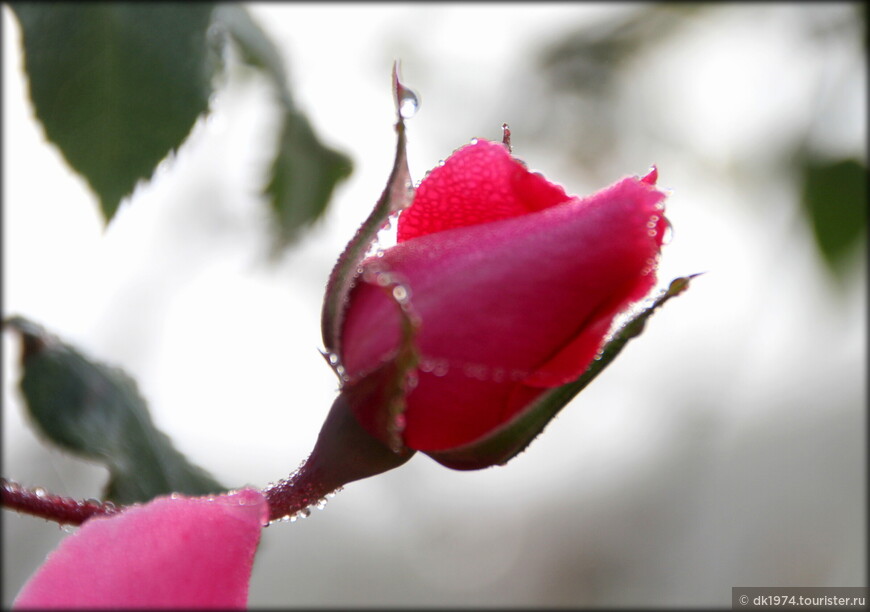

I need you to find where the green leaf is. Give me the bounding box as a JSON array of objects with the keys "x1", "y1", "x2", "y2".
[
  {"x1": 214, "y1": 4, "x2": 353, "y2": 251},
  {"x1": 427, "y1": 274, "x2": 701, "y2": 470},
  {"x1": 800, "y1": 157, "x2": 867, "y2": 278},
  {"x1": 4, "y1": 316, "x2": 226, "y2": 505},
  {"x1": 10, "y1": 3, "x2": 218, "y2": 221},
  {"x1": 212, "y1": 4, "x2": 290, "y2": 99},
  {"x1": 265, "y1": 109, "x2": 353, "y2": 249}
]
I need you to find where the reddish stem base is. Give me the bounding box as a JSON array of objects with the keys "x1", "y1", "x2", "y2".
[{"x1": 1, "y1": 478, "x2": 119, "y2": 526}]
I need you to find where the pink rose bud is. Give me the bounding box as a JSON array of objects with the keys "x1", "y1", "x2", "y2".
[
  {"x1": 14, "y1": 489, "x2": 268, "y2": 609},
  {"x1": 338, "y1": 139, "x2": 667, "y2": 462}
]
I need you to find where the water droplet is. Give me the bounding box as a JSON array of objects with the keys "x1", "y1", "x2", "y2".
[
  {"x1": 60, "y1": 524, "x2": 76, "y2": 534},
  {"x1": 662, "y1": 218, "x2": 674, "y2": 245},
  {"x1": 392, "y1": 285, "x2": 408, "y2": 302},
  {"x1": 432, "y1": 361, "x2": 450, "y2": 377},
  {"x1": 394, "y1": 413, "x2": 407, "y2": 430},
  {"x1": 33, "y1": 487, "x2": 47, "y2": 499},
  {"x1": 398, "y1": 86, "x2": 419, "y2": 119},
  {"x1": 328, "y1": 353, "x2": 340, "y2": 365},
  {"x1": 463, "y1": 363, "x2": 490, "y2": 380},
  {"x1": 470, "y1": 137, "x2": 479, "y2": 145}
]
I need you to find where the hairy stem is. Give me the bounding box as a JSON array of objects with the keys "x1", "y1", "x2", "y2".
[
  {"x1": 261, "y1": 458, "x2": 340, "y2": 523},
  {"x1": 1, "y1": 478, "x2": 120, "y2": 526}
]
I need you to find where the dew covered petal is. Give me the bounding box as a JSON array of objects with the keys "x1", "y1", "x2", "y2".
[
  {"x1": 342, "y1": 172, "x2": 666, "y2": 451},
  {"x1": 397, "y1": 139, "x2": 571, "y2": 242},
  {"x1": 14, "y1": 489, "x2": 268, "y2": 609}
]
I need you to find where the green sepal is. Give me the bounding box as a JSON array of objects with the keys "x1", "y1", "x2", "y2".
[
  {"x1": 321, "y1": 63, "x2": 416, "y2": 356},
  {"x1": 426, "y1": 274, "x2": 701, "y2": 470}
]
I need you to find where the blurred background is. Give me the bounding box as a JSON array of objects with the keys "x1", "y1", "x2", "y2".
[{"x1": 3, "y1": 2, "x2": 865, "y2": 607}]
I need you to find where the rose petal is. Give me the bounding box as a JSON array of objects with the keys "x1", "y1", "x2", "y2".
[
  {"x1": 14, "y1": 489, "x2": 268, "y2": 609},
  {"x1": 342, "y1": 174, "x2": 665, "y2": 451},
  {"x1": 397, "y1": 140, "x2": 570, "y2": 242}
]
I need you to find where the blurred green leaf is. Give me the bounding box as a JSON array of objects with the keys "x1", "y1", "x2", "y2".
[
  {"x1": 214, "y1": 4, "x2": 353, "y2": 251},
  {"x1": 800, "y1": 157, "x2": 867, "y2": 277},
  {"x1": 11, "y1": 3, "x2": 351, "y2": 249},
  {"x1": 4, "y1": 316, "x2": 226, "y2": 505},
  {"x1": 428, "y1": 275, "x2": 701, "y2": 470},
  {"x1": 534, "y1": 4, "x2": 707, "y2": 171},
  {"x1": 265, "y1": 109, "x2": 353, "y2": 249},
  {"x1": 212, "y1": 3, "x2": 290, "y2": 97},
  {"x1": 10, "y1": 2, "x2": 218, "y2": 220},
  {"x1": 540, "y1": 4, "x2": 702, "y2": 92}
]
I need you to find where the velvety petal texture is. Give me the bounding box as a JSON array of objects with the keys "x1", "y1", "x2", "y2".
[
  {"x1": 339, "y1": 139, "x2": 667, "y2": 452},
  {"x1": 397, "y1": 140, "x2": 570, "y2": 241},
  {"x1": 14, "y1": 489, "x2": 269, "y2": 609}
]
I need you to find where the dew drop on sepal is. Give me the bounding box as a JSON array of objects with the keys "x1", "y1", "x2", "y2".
[{"x1": 398, "y1": 86, "x2": 420, "y2": 119}]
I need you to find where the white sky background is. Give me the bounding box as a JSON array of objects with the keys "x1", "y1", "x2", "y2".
[{"x1": 2, "y1": 3, "x2": 866, "y2": 607}]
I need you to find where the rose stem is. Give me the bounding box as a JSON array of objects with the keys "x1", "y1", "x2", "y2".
[{"x1": 1, "y1": 478, "x2": 119, "y2": 526}]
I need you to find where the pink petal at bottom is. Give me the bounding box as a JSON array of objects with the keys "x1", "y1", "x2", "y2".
[{"x1": 14, "y1": 488, "x2": 269, "y2": 610}]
